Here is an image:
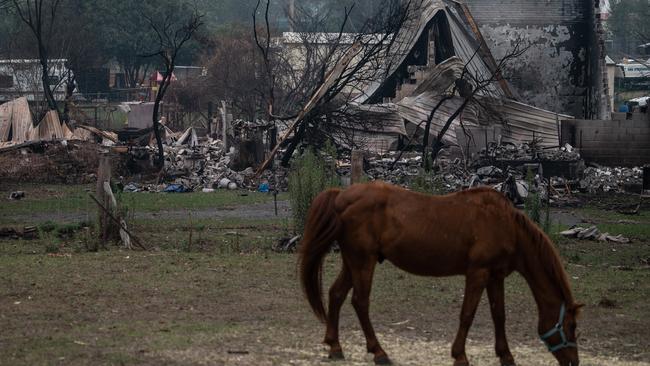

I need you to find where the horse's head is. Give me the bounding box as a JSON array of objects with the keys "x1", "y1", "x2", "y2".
[{"x1": 541, "y1": 303, "x2": 584, "y2": 366}]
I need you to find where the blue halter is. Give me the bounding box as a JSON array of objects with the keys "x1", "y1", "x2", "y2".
[{"x1": 540, "y1": 303, "x2": 577, "y2": 353}]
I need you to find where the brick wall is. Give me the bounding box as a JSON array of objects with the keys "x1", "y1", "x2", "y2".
[{"x1": 561, "y1": 118, "x2": 650, "y2": 166}]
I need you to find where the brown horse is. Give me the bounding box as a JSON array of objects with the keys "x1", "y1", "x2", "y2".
[{"x1": 298, "y1": 182, "x2": 582, "y2": 366}]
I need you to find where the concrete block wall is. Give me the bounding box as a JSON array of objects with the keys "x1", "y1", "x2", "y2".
[{"x1": 561, "y1": 119, "x2": 650, "y2": 166}]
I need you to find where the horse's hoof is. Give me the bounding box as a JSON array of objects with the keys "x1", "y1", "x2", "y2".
[
  {"x1": 453, "y1": 361, "x2": 470, "y2": 366},
  {"x1": 328, "y1": 350, "x2": 345, "y2": 360},
  {"x1": 374, "y1": 355, "x2": 393, "y2": 365},
  {"x1": 501, "y1": 363, "x2": 516, "y2": 366}
]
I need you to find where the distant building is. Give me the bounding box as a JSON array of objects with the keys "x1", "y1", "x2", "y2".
[
  {"x1": 173, "y1": 66, "x2": 207, "y2": 82},
  {"x1": 0, "y1": 59, "x2": 72, "y2": 103},
  {"x1": 617, "y1": 61, "x2": 650, "y2": 79}
]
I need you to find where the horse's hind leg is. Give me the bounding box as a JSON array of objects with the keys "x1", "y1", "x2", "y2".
[
  {"x1": 451, "y1": 268, "x2": 489, "y2": 366},
  {"x1": 324, "y1": 263, "x2": 352, "y2": 360},
  {"x1": 487, "y1": 276, "x2": 516, "y2": 366},
  {"x1": 349, "y1": 256, "x2": 391, "y2": 365}
]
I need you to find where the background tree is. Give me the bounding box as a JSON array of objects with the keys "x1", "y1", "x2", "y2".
[
  {"x1": 608, "y1": 0, "x2": 650, "y2": 57},
  {"x1": 11, "y1": 0, "x2": 63, "y2": 114},
  {"x1": 254, "y1": 0, "x2": 416, "y2": 168},
  {"x1": 143, "y1": 5, "x2": 203, "y2": 167},
  {"x1": 201, "y1": 26, "x2": 267, "y2": 121}
]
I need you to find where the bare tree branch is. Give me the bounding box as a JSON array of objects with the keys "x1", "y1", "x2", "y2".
[{"x1": 142, "y1": 7, "x2": 203, "y2": 168}]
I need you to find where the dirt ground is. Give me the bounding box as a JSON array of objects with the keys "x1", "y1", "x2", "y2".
[
  {"x1": 1, "y1": 252, "x2": 648, "y2": 366},
  {"x1": 1, "y1": 185, "x2": 649, "y2": 366}
]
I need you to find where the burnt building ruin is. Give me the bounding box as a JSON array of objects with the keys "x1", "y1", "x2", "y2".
[{"x1": 463, "y1": 0, "x2": 607, "y2": 119}]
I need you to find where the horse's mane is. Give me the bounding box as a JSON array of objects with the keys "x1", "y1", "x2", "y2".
[
  {"x1": 460, "y1": 188, "x2": 575, "y2": 306},
  {"x1": 511, "y1": 204, "x2": 575, "y2": 306}
]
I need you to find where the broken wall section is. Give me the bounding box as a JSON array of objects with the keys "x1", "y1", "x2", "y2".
[
  {"x1": 561, "y1": 118, "x2": 650, "y2": 167},
  {"x1": 464, "y1": 0, "x2": 602, "y2": 119}
]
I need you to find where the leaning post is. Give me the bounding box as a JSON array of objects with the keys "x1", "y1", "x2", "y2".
[{"x1": 351, "y1": 150, "x2": 365, "y2": 185}]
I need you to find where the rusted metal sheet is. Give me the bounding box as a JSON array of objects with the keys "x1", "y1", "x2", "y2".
[
  {"x1": 61, "y1": 121, "x2": 75, "y2": 139},
  {"x1": 30, "y1": 110, "x2": 64, "y2": 141},
  {"x1": 77, "y1": 125, "x2": 118, "y2": 143},
  {"x1": 0, "y1": 97, "x2": 33, "y2": 143}
]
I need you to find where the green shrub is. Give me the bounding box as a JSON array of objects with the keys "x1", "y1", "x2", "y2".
[
  {"x1": 524, "y1": 168, "x2": 541, "y2": 225},
  {"x1": 410, "y1": 168, "x2": 447, "y2": 195},
  {"x1": 45, "y1": 242, "x2": 60, "y2": 254},
  {"x1": 39, "y1": 221, "x2": 58, "y2": 233},
  {"x1": 289, "y1": 148, "x2": 339, "y2": 235},
  {"x1": 410, "y1": 168, "x2": 433, "y2": 194},
  {"x1": 524, "y1": 168, "x2": 553, "y2": 235}
]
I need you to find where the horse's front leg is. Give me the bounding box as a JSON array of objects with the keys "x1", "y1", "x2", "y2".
[
  {"x1": 487, "y1": 276, "x2": 516, "y2": 366},
  {"x1": 451, "y1": 268, "x2": 489, "y2": 366},
  {"x1": 324, "y1": 263, "x2": 352, "y2": 360}
]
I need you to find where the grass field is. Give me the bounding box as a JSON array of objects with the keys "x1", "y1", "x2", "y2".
[{"x1": 1, "y1": 185, "x2": 649, "y2": 365}]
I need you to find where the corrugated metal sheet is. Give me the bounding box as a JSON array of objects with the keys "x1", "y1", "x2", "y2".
[
  {"x1": 412, "y1": 56, "x2": 464, "y2": 96},
  {"x1": 72, "y1": 127, "x2": 93, "y2": 141},
  {"x1": 336, "y1": 103, "x2": 407, "y2": 153},
  {"x1": 397, "y1": 93, "x2": 479, "y2": 145},
  {"x1": 30, "y1": 110, "x2": 64, "y2": 141},
  {"x1": 355, "y1": 1, "x2": 446, "y2": 103},
  {"x1": 445, "y1": 4, "x2": 505, "y2": 98},
  {"x1": 339, "y1": 0, "x2": 575, "y2": 150},
  {"x1": 342, "y1": 103, "x2": 407, "y2": 135},
  {"x1": 487, "y1": 99, "x2": 573, "y2": 147},
  {"x1": 62, "y1": 122, "x2": 75, "y2": 139},
  {"x1": 356, "y1": 0, "x2": 507, "y2": 103},
  {"x1": 0, "y1": 97, "x2": 33, "y2": 143},
  {"x1": 0, "y1": 102, "x2": 9, "y2": 141},
  {"x1": 334, "y1": 130, "x2": 401, "y2": 154}
]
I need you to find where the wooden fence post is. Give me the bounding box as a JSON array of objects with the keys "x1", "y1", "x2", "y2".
[
  {"x1": 351, "y1": 150, "x2": 365, "y2": 184},
  {"x1": 96, "y1": 155, "x2": 119, "y2": 245}
]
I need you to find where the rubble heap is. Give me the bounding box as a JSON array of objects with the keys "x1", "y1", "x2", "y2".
[
  {"x1": 343, "y1": 143, "x2": 644, "y2": 201},
  {"x1": 364, "y1": 152, "x2": 423, "y2": 185},
  {"x1": 131, "y1": 138, "x2": 289, "y2": 192},
  {"x1": 579, "y1": 167, "x2": 644, "y2": 193},
  {"x1": 478, "y1": 142, "x2": 581, "y2": 162}
]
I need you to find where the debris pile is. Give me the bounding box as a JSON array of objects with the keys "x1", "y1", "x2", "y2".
[
  {"x1": 579, "y1": 167, "x2": 644, "y2": 193},
  {"x1": 363, "y1": 153, "x2": 423, "y2": 185},
  {"x1": 348, "y1": 142, "x2": 644, "y2": 204},
  {"x1": 560, "y1": 226, "x2": 631, "y2": 243},
  {"x1": 357, "y1": 152, "x2": 473, "y2": 191},
  {"x1": 0, "y1": 226, "x2": 38, "y2": 240},
  {"x1": 0, "y1": 140, "x2": 105, "y2": 184},
  {"x1": 478, "y1": 142, "x2": 581, "y2": 161},
  {"x1": 119, "y1": 136, "x2": 289, "y2": 193},
  {"x1": 359, "y1": 150, "x2": 537, "y2": 195}
]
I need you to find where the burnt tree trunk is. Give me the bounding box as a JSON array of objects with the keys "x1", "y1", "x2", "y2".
[
  {"x1": 152, "y1": 69, "x2": 174, "y2": 169},
  {"x1": 281, "y1": 123, "x2": 306, "y2": 167},
  {"x1": 422, "y1": 95, "x2": 453, "y2": 168},
  {"x1": 430, "y1": 98, "x2": 471, "y2": 163}
]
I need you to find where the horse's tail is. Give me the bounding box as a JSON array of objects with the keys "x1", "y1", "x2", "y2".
[{"x1": 298, "y1": 188, "x2": 343, "y2": 323}]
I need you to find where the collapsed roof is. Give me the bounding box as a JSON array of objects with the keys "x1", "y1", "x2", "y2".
[
  {"x1": 344, "y1": 0, "x2": 572, "y2": 153},
  {"x1": 0, "y1": 97, "x2": 98, "y2": 149}
]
